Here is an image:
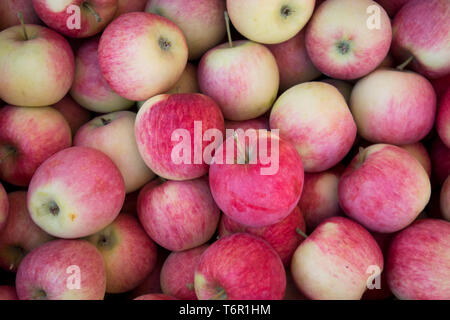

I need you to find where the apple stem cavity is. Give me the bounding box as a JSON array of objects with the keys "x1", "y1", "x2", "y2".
[
  {"x1": 233, "y1": 132, "x2": 249, "y2": 164},
  {"x1": 296, "y1": 227, "x2": 308, "y2": 239},
  {"x1": 186, "y1": 283, "x2": 194, "y2": 291},
  {"x1": 210, "y1": 288, "x2": 227, "y2": 300},
  {"x1": 82, "y1": 2, "x2": 102, "y2": 23},
  {"x1": 158, "y1": 37, "x2": 172, "y2": 51},
  {"x1": 358, "y1": 147, "x2": 367, "y2": 165},
  {"x1": 280, "y1": 5, "x2": 295, "y2": 18},
  {"x1": 0, "y1": 147, "x2": 16, "y2": 163},
  {"x1": 33, "y1": 289, "x2": 47, "y2": 300},
  {"x1": 336, "y1": 40, "x2": 351, "y2": 55},
  {"x1": 101, "y1": 117, "x2": 111, "y2": 126},
  {"x1": 17, "y1": 12, "x2": 29, "y2": 41},
  {"x1": 396, "y1": 55, "x2": 414, "y2": 71},
  {"x1": 48, "y1": 201, "x2": 60, "y2": 216},
  {"x1": 224, "y1": 11, "x2": 233, "y2": 48}
]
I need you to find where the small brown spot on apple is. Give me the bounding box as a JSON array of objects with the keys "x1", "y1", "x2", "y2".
[{"x1": 69, "y1": 213, "x2": 77, "y2": 222}]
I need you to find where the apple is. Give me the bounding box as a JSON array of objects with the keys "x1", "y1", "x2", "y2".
[
  {"x1": 0, "y1": 183, "x2": 7, "y2": 233},
  {"x1": 270, "y1": 82, "x2": 357, "y2": 172},
  {"x1": 291, "y1": 217, "x2": 383, "y2": 300},
  {"x1": 0, "y1": 191, "x2": 53, "y2": 272},
  {"x1": 375, "y1": 0, "x2": 411, "y2": 16},
  {"x1": 339, "y1": 144, "x2": 431, "y2": 233},
  {"x1": 431, "y1": 73, "x2": 450, "y2": 100},
  {"x1": 437, "y1": 89, "x2": 450, "y2": 148},
  {"x1": 32, "y1": 0, "x2": 118, "y2": 38},
  {"x1": 146, "y1": 0, "x2": 226, "y2": 60},
  {"x1": 321, "y1": 78, "x2": 352, "y2": 103},
  {"x1": 0, "y1": 0, "x2": 41, "y2": 31},
  {"x1": 441, "y1": 176, "x2": 450, "y2": 221},
  {"x1": 114, "y1": 0, "x2": 147, "y2": 18},
  {"x1": 135, "y1": 93, "x2": 225, "y2": 181},
  {"x1": 226, "y1": 0, "x2": 315, "y2": 44},
  {"x1": 387, "y1": 219, "x2": 450, "y2": 300},
  {"x1": 0, "y1": 24, "x2": 74, "y2": 107},
  {"x1": 98, "y1": 12, "x2": 188, "y2": 101},
  {"x1": 209, "y1": 130, "x2": 304, "y2": 228},
  {"x1": 299, "y1": 166, "x2": 343, "y2": 232},
  {"x1": 16, "y1": 239, "x2": 106, "y2": 300},
  {"x1": 70, "y1": 37, "x2": 134, "y2": 113},
  {"x1": 198, "y1": 40, "x2": 279, "y2": 121},
  {"x1": 194, "y1": 233, "x2": 286, "y2": 300},
  {"x1": 86, "y1": 214, "x2": 157, "y2": 293},
  {"x1": 399, "y1": 143, "x2": 432, "y2": 177},
  {"x1": 0, "y1": 286, "x2": 18, "y2": 300},
  {"x1": 137, "y1": 178, "x2": 220, "y2": 251},
  {"x1": 350, "y1": 69, "x2": 436, "y2": 144},
  {"x1": 219, "y1": 206, "x2": 306, "y2": 265},
  {"x1": 134, "y1": 293, "x2": 176, "y2": 300},
  {"x1": 52, "y1": 95, "x2": 91, "y2": 135},
  {"x1": 225, "y1": 116, "x2": 270, "y2": 132},
  {"x1": 74, "y1": 111, "x2": 155, "y2": 193},
  {"x1": 27, "y1": 146, "x2": 125, "y2": 239},
  {"x1": 160, "y1": 245, "x2": 209, "y2": 300},
  {"x1": 0, "y1": 106, "x2": 72, "y2": 186},
  {"x1": 306, "y1": 0, "x2": 391, "y2": 80},
  {"x1": 392, "y1": 0, "x2": 450, "y2": 79},
  {"x1": 266, "y1": 30, "x2": 321, "y2": 92},
  {"x1": 431, "y1": 138, "x2": 450, "y2": 186}
]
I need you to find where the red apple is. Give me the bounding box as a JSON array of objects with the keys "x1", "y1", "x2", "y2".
[
  {"x1": 375, "y1": 0, "x2": 411, "y2": 16},
  {"x1": 0, "y1": 183, "x2": 7, "y2": 233},
  {"x1": 195, "y1": 233, "x2": 286, "y2": 300},
  {"x1": 135, "y1": 93, "x2": 225, "y2": 180},
  {"x1": 98, "y1": 12, "x2": 188, "y2": 101},
  {"x1": 306, "y1": 0, "x2": 392, "y2": 80},
  {"x1": 441, "y1": 176, "x2": 450, "y2": 221},
  {"x1": 0, "y1": 24, "x2": 74, "y2": 107},
  {"x1": 0, "y1": 191, "x2": 53, "y2": 272},
  {"x1": 0, "y1": 286, "x2": 18, "y2": 300},
  {"x1": 160, "y1": 245, "x2": 209, "y2": 300},
  {"x1": 219, "y1": 206, "x2": 306, "y2": 265},
  {"x1": 32, "y1": 0, "x2": 118, "y2": 38},
  {"x1": 16, "y1": 239, "x2": 106, "y2": 300},
  {"x1": 387, "y1": 219, "x2": 450, "y2": 300},
  {"x1": 137, "y1": 178, "x2": 220, "y2": 251},
  {"x1": 52, "y1": 95, "x2": 91, "y2": 135},
  {"x1": 0, "y1": 106, "x2": 72, "y2": 186},
  {"x1": 209, "y1": 130, "x2": 304, "y2": 227},
  {"x1": 134, "y1": 293, "x2": 176, "y2": 300},
  {"x1": 266, "y1": 30, "x2": 321, "y2": 92},
  {"x1": 431, "y1": 138, "x2": 450, "y2": 186},
  {"x1": 86, "y1": 214, "x2": 157, "y2": 293},
  {"x1": 339, "y1": 144, "x2": 431, "y2": 233},
  {"x1": 0, "y1": 0, "x2": 41, "y2": 30},
  {"x1": 27, "y1": 146, "x2": 125, "y2": 239},
  {"x1": 392, "y1": 0, "x2": 450, "y2": 79},
  {"x1": 291, "y1": 217, "x2": 383, "y2": 300},
  {"x1": 437, "y1": 89, "x2": 450, "y2": 148}
]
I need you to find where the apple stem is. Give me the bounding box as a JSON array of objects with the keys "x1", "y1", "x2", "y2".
[
  {"x1": 396, "y1": 55, "x2": 414, "y2": 71},
  {"x1": 159, "y1": 176, "x2": 167, "y2": 183},
  {"x1": 0, "y1": 148, "x2": 15, "y2": 163},
  {"x1": 358, "y1": 147, "x2": 366, "y2": 165},
  {"x1": 296, "y1": 227, "x2": 308, "y2": 239},
  {"x1": 186, "y1": 283, "x2": 194, "y2": 291},
  {"x1": 224, "y1": 11, "x2": 233, "y2": 48},
  {"x1": 210, "y1": 289, "x2": 227, "y2": 300},
  {"x1": 83, "y1": 2, "x2": 102, "y2": 23},
  {"x1": 233, "y1": 132, "x2": 249, "y2": 164},
  {"x1": 17, "y1": 12, "x2": 29, "y2": 41}
]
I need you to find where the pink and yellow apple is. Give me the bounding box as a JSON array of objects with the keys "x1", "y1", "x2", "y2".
[
  {"x1": 0, "y1": 0, "x2": 40, "y2": 30},
  {"x1": 399, "y1": 143, "x2": 432, "y2": 177}
]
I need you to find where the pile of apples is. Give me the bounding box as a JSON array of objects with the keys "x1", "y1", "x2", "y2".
[{"x1": 0, "y1": 0, "x2": 449, "y2": 301}]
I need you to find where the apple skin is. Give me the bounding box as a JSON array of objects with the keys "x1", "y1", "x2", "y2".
[
  {"x1": 195, "y1": 233, "x2": 286, "y2": 300},
  {"x1": 291, "y1": 217, "x2": 384, "y2": 300},
  {"x1": 198, "y1": 40, "x2": 279, "y2": 121},
  {"x1": 339, "y1": 144, "x2": 431, "y2": 233},
  {"x1": 32, "y1": 0, "x2": 118, "y2": 38},
  {"x1": 350, "y1": 69, "x2": 436, "y2": 145},
  {"x1": 431, "y1": 74, "x2": 450, "y2": 100},
  {"x1": 114, "y1": 0, "x2": 147, "y2": 18},
  {"x1": 0, "y1": 286, "x2": 18, "y2": 300},
  {"x1": 134, "y1": 293, "x2": 177, "y2": 300},
  {"x1": 137, "y1": 178, "x2": 220, "y2": 251},
  {"x1": 375, "y1": 0, "x2": 411, "y2": 16},
  {"x1": 219, "y1": 206, "x2": 306, "y2": 266},
  {"x1": 52, "y1": 95, "x2": 91, "y2": 135},
  {"x1": 209, "y1": 131, "x2": 304, "y2": 228},
  {"x1": 225, "y1": 116, "x2": 270, "y2": 132},
  {"x1": 0, "y1": 24, "x2": 74, "y2": 107},
  {"x1": 70, "y1": 37, "x2": 134, "y2": 113},
  {"x1": 387, "y1": 219, "x2": 450, "y2": 300},
  {"x1": 0, "y1": 106, "x2": 72, "y2": 186},
  {"x1": 99, "y1": 12, "x2": 188, "y2": 101},
  {"x1": 16, "y1": 239, "x2": 106, "y2": 300},
  {"x1": 321, "y1": 78, "x2": 352, "y2": 103},
  {"x1": 27, "y1": 146, "x2": 125, "y2": 239},
  {"x1": 306, "y1": 0, "x2": 392, "y2": 80},
  {"x1": 135, "y1": 93, "x2": 225, "y2": 181},
  {"x1": 0, "y1": 191, "x2": 53, "y2": 272},
  {"x1": 431, "y1": 138, "x2": 450, "y2": 186},
  {"x1": 399, "y1": 143, "x2": 432, "y2": 177},
  {"x1": 441, "y1": 176, "x2": 450, "y2": 221},
  {"x1": 392, "y1": 0, "x2": 450, "y2": 79},
  {"x1": 266, "y1": 30, "x2": 321, "y2": 92},
  {"x1": 299, "y1": 166, "x2": 343, "y2": 232},
  {"x1": 270, "y1": 82, "x2": 357, "y2": 172},
  {"x1": 146, "y1": 0, "x2": 226, "y2": 60},
  {"x1": 0, "y1": 0, "x2": 41, "y2": 30},
  {"x1": 437, "y1": 89, "x2": 450, "y2": 148},
  {"x1": 0, "y1": 183, "x2": 8, "y2": 233},
  {"x1": 160, "y1": 245, "x2": 208, "y2": 300},
  {"x1": 74, "y1": 111, "x2": 155, "y2": 193},
  {"x1": 226, "y1": 0, "x2": 315, "y2": 45},
  {"x1": 86, "y1": 214, "x2": 157, "y2": 294}
]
